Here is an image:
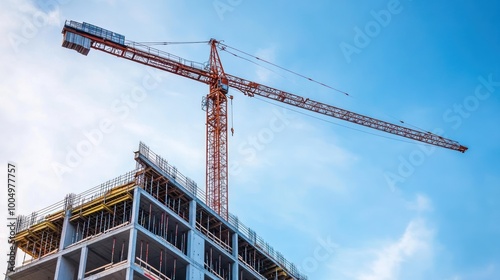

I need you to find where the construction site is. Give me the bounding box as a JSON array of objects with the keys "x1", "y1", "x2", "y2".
[
  {"x1": 7, "y1": 142, "x2": 306, "y2": 280},
  {"x1": 6, "y1": 20, "x2": 468, "y2": 280}
]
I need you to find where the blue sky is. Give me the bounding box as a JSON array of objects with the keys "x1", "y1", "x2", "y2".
[{"x1": 1, "y1": 0, "x2": 499, "y2": 279}]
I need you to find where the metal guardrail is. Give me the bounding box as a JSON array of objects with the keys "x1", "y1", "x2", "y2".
[
  {"x1": 125, "y1": 41, "x2": 207, "y2": 71},
  {"x1": 136, "y1": 257, "x2": 171, "y2": 280},
  {"x1": 16, "y1": 169, "x2": 138, "y2": 233},
  {"x1": 65, "y1": 20, "x2": 125, "y2": 45},
  {"x1": 138, "y1": 142, "x2": 205, "y2": 203}
]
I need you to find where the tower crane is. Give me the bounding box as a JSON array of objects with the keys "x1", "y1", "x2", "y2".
[{"x1": 61, "y1": 20, "x2": 468, "y2": 220}]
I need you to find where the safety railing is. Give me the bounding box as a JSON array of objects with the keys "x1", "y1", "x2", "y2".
[
  {"x1": 137, "y1": 142, "x2": 206, "y2": 204},
  {"x1": 16, "y1": 169, "x2": 138, "y2": 233},
  {"x1": 125, "y1": 41, "x2": 207, "y2": 72}
]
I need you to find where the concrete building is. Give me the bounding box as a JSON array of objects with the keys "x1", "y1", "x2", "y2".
[{"x1": 7, "y1": 142, "x2": 306, "y2": 280}]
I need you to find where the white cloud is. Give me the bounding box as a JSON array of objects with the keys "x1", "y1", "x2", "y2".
[
  {"x1": 406, "y1": 193, "x2": 433, "y2": 213},
  {"x1": 327, "y1": 213, "x2": 436, "y2": 280},
  {"x1": 1, "y1": 0, "x2": 62, "y2": 52},
  {"x1": 357, "y1": 218, "x2": 434, "y2": 280}
]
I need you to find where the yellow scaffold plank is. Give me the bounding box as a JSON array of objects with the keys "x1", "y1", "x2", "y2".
[
  {"x1": 71, "y1": 182, "x2": 135, "y2": 216},
  {"x1": 45, "y1": 210, "x2": 65, "y2": 222},
  {"x1": 29, "y1": 221, "x2": 58, "y2": 233},
  {"x1": 13, "y1": 221, "x2": 59, "y2": 243},
  {"x1": 70, "y1": 204, "x2": 113, "y2": 221}
]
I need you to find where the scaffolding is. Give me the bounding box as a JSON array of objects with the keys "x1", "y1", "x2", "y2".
[{"x1": 8, "y1": 142, "x2": 307, "y2": 280}]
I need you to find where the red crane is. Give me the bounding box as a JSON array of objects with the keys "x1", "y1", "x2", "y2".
[{"x1": 61, "y1": 20, "x2": 468, "y2": 220}]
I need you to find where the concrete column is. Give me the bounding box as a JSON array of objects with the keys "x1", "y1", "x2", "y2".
[
  {"x1": 59, "y1": 210, "x2": 75, "y2": 250},
  {"x1": 187, "y1": 199, "x2": 204, "y2": 280},
  {"x1": 55, "y1": 255, "x2": 76, "y2": 280},
  {"x1": 189, "y1": 199, "x2": 197, "y2": 227},
  {"x1": 77, "y1": 246, "x2": 88, "y2": 280},
  {"x1": 187, "y1": 263, "x2": 204, "y2": 279},
  {"x1": 232, "y1": 232, "x2": 239, "y2": 280},
  {"x1": 189, "y1": 231, "x2": 204, "y2": 265},
  {"x1": 127, "y1": 228, "x2": 138, "y2": 268},
  {"x1": 56, "y1": 207, "x2": 77, "y2": 280},
  {"x1": 126, "y1": 188, "x2": 140, "y2": 280},
  {"x1": 130, "y1": 187, "x2": 141, "y2": 225},
  {"x1": 187, "y1": 200, "x2": 197, "y2": 259}
]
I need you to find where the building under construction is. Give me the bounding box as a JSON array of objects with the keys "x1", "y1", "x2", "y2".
[
  {"x1": 6, "y1": 142, "x2": 306, "y2": 280},
  {"x1": 6, "y1": 17, "x2": 469, "y2": 280}
]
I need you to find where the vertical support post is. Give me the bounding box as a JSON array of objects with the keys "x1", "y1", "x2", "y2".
[
  {"x1": 74, "y1": 222, "x2": 79, "y2": 243},
  {"x1": 38, "y1": 231, "x2": 45, "y2": 259},
  {"x1": 232, "y1": 232, "x2": 239, "y2": 278},
  {"x1": 189, "y1": 200, "x2": 196, "y2": 227},
  {"x1": 130, "y1": 187, "x2": 140, "y2": 225},
  {"x1": 165, "y1": 216, "x2": 169, "y2": 240},
  {"x1": 55, "y1": 256, "x2": 76, "y2": 280},
  {"x1": 99, "y1": 211, "x2": 104, "y2": 233},
  {"x1": 165, "y1": 182, "x2": 168, "y2": 206},
  {"x1": 112, "y1": 204, "x2": 116, "y2": 227},
  {"x1": 126, "y1": 228, "x2": 137, "y2": 275},
  {"x1": 122, "y1": 201, "x2": 127, "y2": 224},
  {"x1": 159, "y1": 250, "x2": 163, "y2": 275},
  {"x1": 59, "y1": 209, "x2": 75, "y2": 250},
  {"x1": 175, "y1": 223, "x2": 178, "y2": 248},
  {"x1": 139, "y1": 240, "x2": 143, "y2": 260},
  {"x1": 22, "y1": 241, "x2": 28, "y2": 264},
  {"x1": 187, "y1": 215, "x2": 205, "y2": 280},
  {"x1": 77, "y1": 246, "x2": 88, "y2": 280},
  {"x1": 120, "y1": 241, "x2": 125, "y2": 261},
  {"x1": 111, "y1": 237, "x2": 116, "y2": 263},
  {"x1": 173, "y1": 258, "x2": 177, "y2": 280},
  {"x1": 148, "y1": 203, "x2": 152, "y2": 231},
  {"x1": 126, "y1": 187, "x2": 140, "y2": 279}
]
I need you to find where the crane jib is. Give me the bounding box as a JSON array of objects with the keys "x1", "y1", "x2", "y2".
[{"x1": 225, "y1": 74, "x2": 468, "y2": 153}]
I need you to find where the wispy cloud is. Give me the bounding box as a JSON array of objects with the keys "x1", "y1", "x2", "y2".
[
  {"x1": 357, "y1": 218, "x2": 434, "y2": 280},
  {"x1": 327, "y1": 195, "x2": 436, "y2": 280},
  {"x1": 406, "y1": 193, "x2": 433, "y2": 213},
  {"x1": 1, "y1": 0, "x2": 62, "y2": 52}
]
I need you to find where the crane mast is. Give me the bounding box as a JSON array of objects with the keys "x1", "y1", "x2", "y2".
[
  {"x1": 206, "y1": 39, "x2": 229, "y2": 219},
  {"x1": 61, "y1": 20, "x2": 468, "y2": 220}
]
